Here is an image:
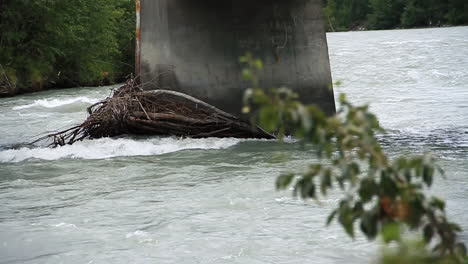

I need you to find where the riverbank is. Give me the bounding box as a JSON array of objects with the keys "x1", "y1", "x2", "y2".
[
  {"x1": 323, "y1": 0, "x2": 467, "y2": 32},
  {"x1": 331, "y1": 22, "x2": 468, "y2": 32},
  {"x1": 0, "y1": 0, "x2": 135, "y2": 98},
  {"x1": 0, "y1": 70, "x2": 120, "y2": 98}
]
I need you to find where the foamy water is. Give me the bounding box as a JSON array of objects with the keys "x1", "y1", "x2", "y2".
[
  {"x1": 12, "y1": 96, "x2": 99, "y2": 110},
  {"x1": 0, "y1": 137, "x2": 243, "y2": 163}
]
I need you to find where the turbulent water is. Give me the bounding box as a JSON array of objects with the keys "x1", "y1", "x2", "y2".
[{"x1": 1, "y1": 27, "x2": 467, "y2": 264}]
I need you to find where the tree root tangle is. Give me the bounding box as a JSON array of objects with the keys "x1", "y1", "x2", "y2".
[{"x1": 33, "y1": 79, "x2": 275, "y2": 147}]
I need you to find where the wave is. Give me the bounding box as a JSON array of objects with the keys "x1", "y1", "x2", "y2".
[
  {"x1": 381, "y1": 39, "x2": 443, "y2": 45},
  {"x1": 378, "y1": 127, "x2": 468, "y2": 160},
  {"x1": 0, "y1": 137, "x2": 243, "y2": 163},
  {"x1": 12, "y1": 96, "x2": 99, "y2": 110}
]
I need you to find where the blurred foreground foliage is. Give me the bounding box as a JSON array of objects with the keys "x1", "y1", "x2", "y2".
[
  {"x1": 241, "y1": 53, "x2": 467, "y2": 263},
  {"x1": 0, "y1": 0, "x2": 135, "y2": 95},
  {"x1": 379, "y1": 239, "x2": 468, "y2": 264}
]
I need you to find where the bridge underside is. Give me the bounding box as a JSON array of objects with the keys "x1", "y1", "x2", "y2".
[{"x1": 137, "y1": 0, "x2": 336, "y2": 116}]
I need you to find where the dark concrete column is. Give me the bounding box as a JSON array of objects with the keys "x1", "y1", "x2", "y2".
[{"x1": 138, "y1": 0, "x2": 335, "y2": 116}]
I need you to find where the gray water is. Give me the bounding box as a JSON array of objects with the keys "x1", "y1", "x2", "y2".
[{"x1": 1, "y1": 27, "x2": 467, "y2": 264}]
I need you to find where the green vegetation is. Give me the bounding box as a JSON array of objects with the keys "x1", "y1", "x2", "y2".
[
  {"x1": 379, "y1": 238, "x2": 468, "y2": 264},
  {"x1": 0, "y1": 0, "x2": 135, "y2": 95},
  {"x1": 1, "y1": 0, "x2": 467, "y2": 95},
  {"x1": 323, "y1": 0, "x2": 468, "y2": 31},
  {"x1": 241, "y1": 54, "x2": 467, "y2": 263}
]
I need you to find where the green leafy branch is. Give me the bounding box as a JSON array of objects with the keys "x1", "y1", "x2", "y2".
[{"x1": 240, "y1": 54, "x2": 467, "y2": 263}]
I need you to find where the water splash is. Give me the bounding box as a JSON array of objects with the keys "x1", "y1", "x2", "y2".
[
  {"x1": 0, "y1": 137, "x2": 244, "y2": 163},
  {"x1": 12, "y1": 97, "x2": 99, "y2": 110}
]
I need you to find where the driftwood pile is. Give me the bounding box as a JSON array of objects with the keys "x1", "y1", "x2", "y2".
[{"x1": 34, "y1": 79, "x2": 275, "y2": 147}]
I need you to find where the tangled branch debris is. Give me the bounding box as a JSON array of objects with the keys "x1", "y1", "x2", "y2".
[{"x1": 34, "y1": 79, "x2": 275, "y2": 147}]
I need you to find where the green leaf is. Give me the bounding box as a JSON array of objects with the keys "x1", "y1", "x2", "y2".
[
  {"x1": 358, "y1": 178, "x2": 377, "y2": 203},
  {"x1": 396, "y1": 157, "x2": 408, "y2": 169},
  {"x1": 380, "y1": 171, "x2": 399, "y2": 198},
  {"x1": 349, "y1": 162, "x2": 360, "y2": 185},
  {"x1": 320, "y1": 169, "x2": 333, "y2": 195},
  {"x1": 327, "y1": 209, "x2": 337, "y2": 226},
  {"x1": 338, "y1": 203, "x2": 355, "y2": 238},
  {"x1": 353, "y1": 201, "x2": 364, "y2": 215},
  {"x1": 254, "y1": 59, "x2": 263, "y2": 70},
  {"x1": 242, "y1": 68, "x2": 252, "y2": 81},
  {"x1": 404, "y1": 169, "x2": 412, "y2": 182},
  {"x1": 341, "y1": 219, "x2": 355, "y2": 238},
  {"x1": 259, "y1": 106, "x2": 279, "y2": 132},
  {"x1": 430, "y1": 197, "x2": 445, "y2": 211},
  {"x1": 276, "y1": 174, "x2": 295, "y2": 190},
  {"x1": 448, "y1": 222, "x2": 462, "y2": 232},
  {"x1": 382, "y1": 222, "x2": 401, "y2": 243},
  {"x1": 360, "y1": 211, "x2": 378, "y2": 240},
  {"x1": 423, "y1": 224, "x2": 434, "y2": 243},
  {"x1": 300, "y1": 181, "x2": 316, "y2": 199},
  {"x1": 339, "y1": 93, "x2": 347, "y2": 104},
  {"x1": 422, "y1": 165, "x2": 434, "y2": 187},
  {"x1": 407, "y1": 198, "x2": 426, "y2": 228}
]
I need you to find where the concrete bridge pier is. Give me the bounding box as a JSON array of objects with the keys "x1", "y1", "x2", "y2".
[{"x1": 137, "y1": 0, "x2": 335, "y2": 116}]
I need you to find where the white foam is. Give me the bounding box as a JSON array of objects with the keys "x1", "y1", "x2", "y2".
[
  {"x1": 126, "y1": 230, "x2": 149, "y2": 239},
  {"x1": 54, "y1": 222, "x2": 77, "y2": 229},
  {"x1": 13, "y1": 96, "x2": 98, "y2": 110},
  {"x1": 0, "y1": 137, "x2": 243, "y2": 163},
  {"x1": 126, "y1": 230, "x2": 155, "y2": 243}
]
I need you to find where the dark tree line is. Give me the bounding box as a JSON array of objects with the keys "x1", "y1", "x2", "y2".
[
  {"x1": 0, "y1": 0, "x2": 135, "y2": 95},
  {"x1": 323, "y1": 0, "x2": 468, "y2": 31}
]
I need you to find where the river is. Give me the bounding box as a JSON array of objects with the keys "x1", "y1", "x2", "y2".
[{"x1": 0, "y1": 27, "x2": 467, "y2": 264}]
